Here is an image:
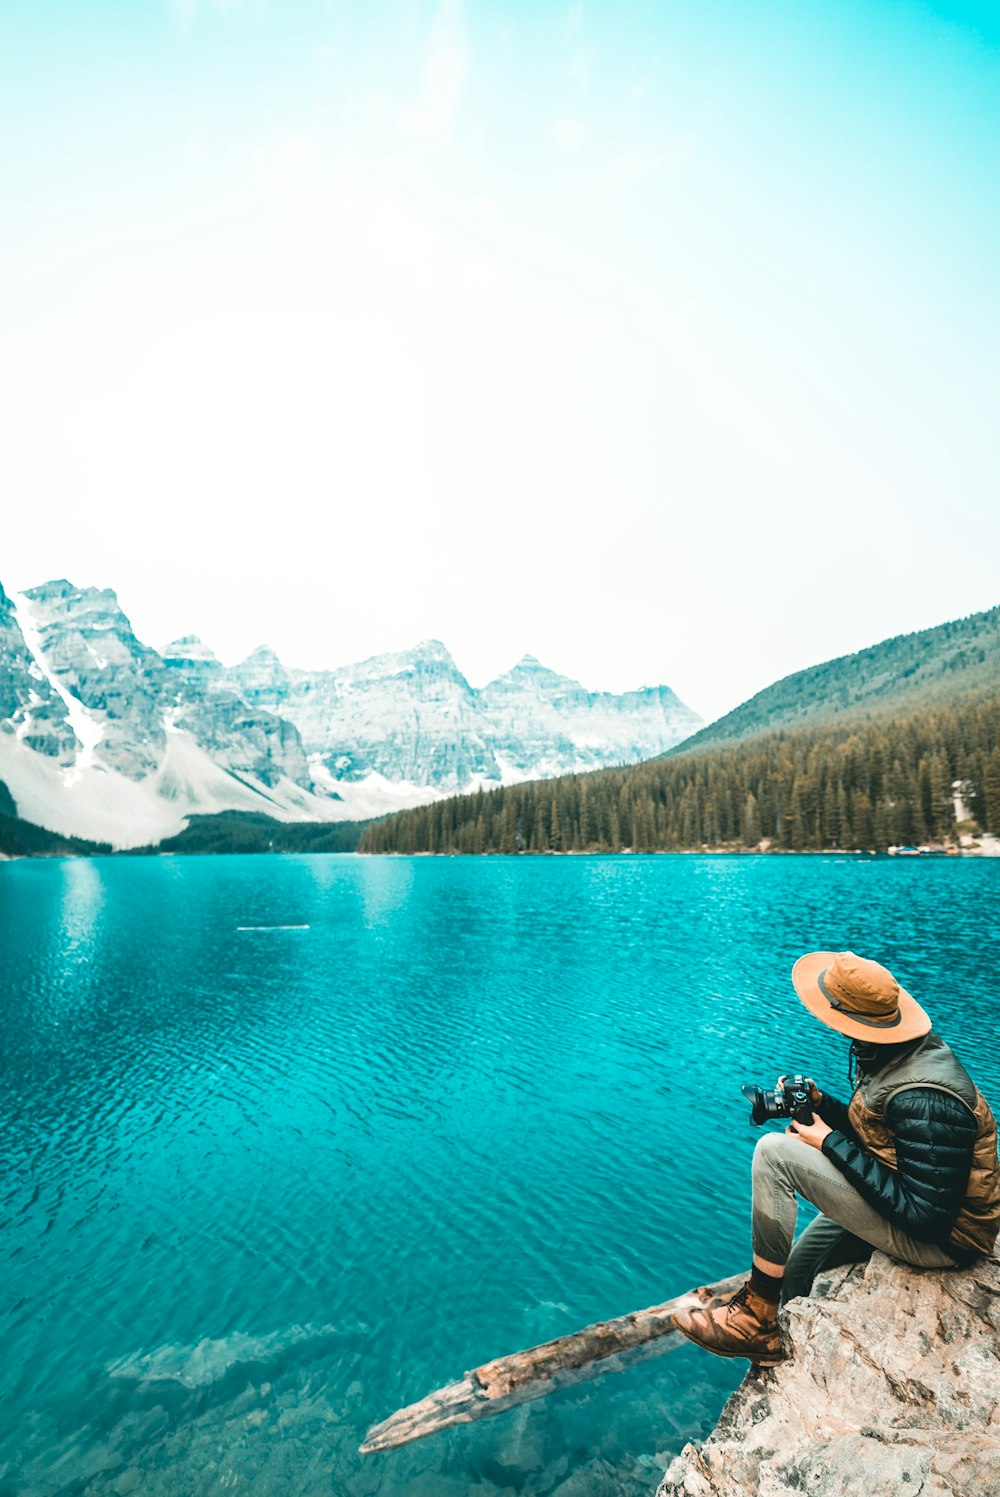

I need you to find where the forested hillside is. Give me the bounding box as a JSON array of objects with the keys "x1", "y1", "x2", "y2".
[
  {"x1": 0, "y1": 780, "x2": 111, "y2": 857},
  {"x1": 674, "y1": 605, "x2": 1000, "y2": 754},
  {"x1": 358, "y1": 695, "x2": 1000, "y2": 854},
  {"x1": 133, "y1": 812, "x2": 370, "y2": 855}
]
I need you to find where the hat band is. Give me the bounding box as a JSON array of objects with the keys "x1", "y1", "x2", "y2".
[{"x1": 818, "y1": 969, "x2": 902, "y2": 1028}]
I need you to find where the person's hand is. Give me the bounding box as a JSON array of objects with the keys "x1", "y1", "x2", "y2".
[{"x1": 786, "y1": 1114, "x2": 832, "y2": 1150}]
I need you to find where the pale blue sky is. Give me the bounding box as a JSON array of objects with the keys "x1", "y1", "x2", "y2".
[{"x1": 2, "y1": 1, "x2": 998, "y2": 719}]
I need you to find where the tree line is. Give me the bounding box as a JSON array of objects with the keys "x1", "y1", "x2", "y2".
[
  {"x1": 138, "y1": 811, "x2": 371, "y2": 855},
  {"x1": 358, "y1": 694, "x2": 1000, "y2": 855}
]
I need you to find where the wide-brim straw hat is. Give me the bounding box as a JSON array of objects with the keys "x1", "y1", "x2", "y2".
[{"x1": 792, "y1": 950, "x2": 931, "y2": 1044}]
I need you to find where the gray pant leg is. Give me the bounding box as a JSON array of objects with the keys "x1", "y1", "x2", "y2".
[
  {"x1": 782, "y1": 1213, "x2": 874, "y2": 1303},
  {"x1": 751, "y1": 1129, "x2": 957, "y2": 1270}
]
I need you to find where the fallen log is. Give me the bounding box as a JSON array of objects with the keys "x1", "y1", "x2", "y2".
[{"x1": 360, "y1": 1270, "x2": 743, "y2": 1454}]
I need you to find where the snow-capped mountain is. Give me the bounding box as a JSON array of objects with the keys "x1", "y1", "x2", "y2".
[
  {"x1": 0, "y1": 580, "x2": 336, "y2": 848},
  {"x1": 0, "y1": 577, "x2": 702, "y2": 848},
  {"x1": 478, "y1": 655, "x2": 700, "y2": 781},
  {"x1": 228, "y1": 639, "x2": 503, "y2": 800},
  {"x1": 225, "y1": 638, "x2": 703, "y2": 815}
]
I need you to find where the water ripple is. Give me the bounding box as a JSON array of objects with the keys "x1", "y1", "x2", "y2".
[{"x1": 1, "y1": 854, "x2": 998, "y2": 1495}]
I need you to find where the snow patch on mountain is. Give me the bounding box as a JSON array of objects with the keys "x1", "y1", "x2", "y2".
[
  {"x1": 0, "y1": 728, "x2": 347, "y2": 850},
  {"x1": 11, "y1": 590, "x2": 105, "y2": 784},
  {"x1": 0, "y1": 731, "x2": 176, "y2": 847},
  {"x1": 309, "y1": 759, "x2": 443, "y2": 819},
  {"x1": 14, "y1": 691, "x2": 43, "y2": 741}
]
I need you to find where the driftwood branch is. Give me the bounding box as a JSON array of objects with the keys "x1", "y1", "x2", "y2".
[{"x1": 360, "y1": 1271, "x2": 743, "y2": 1454}]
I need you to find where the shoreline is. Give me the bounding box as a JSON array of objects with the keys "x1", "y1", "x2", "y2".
[
  {"x1": 5, "y1": 845, "x2": 1000, "y2": 863},
  {"x1": 364, "y1": 843, "x2": 1000, "y2": 859}
]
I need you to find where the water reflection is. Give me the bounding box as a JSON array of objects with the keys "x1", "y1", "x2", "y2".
[
  {"x1": 59, "y1": 855, "x2": 105, "y2": 949},
  {"x1": 355, "y1": 853, "x2": 414, "y2": 927},
  {"x1": 42, "y1": 856, "x2": 108, "y2": 1023}
]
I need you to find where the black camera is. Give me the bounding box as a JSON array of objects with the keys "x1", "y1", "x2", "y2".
[{"x1": 741, "y1": 1074, "x2": 814, "y2": 1127}]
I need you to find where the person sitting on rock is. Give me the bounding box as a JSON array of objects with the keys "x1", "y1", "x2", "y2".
[{"x1": 674, "y1": 950, "x2": 1000, "y2": 1367}]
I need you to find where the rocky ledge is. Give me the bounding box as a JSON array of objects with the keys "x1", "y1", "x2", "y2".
[{"x1": 657, "y1": 1252, "x2": 1000, "y2": 1497}]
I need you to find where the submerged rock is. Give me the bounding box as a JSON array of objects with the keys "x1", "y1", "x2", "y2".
[{"x1": 657, "y1": 1252, "x2": 1000, "y2": 1497}]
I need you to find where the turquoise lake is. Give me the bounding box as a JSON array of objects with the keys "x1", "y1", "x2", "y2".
[{"x1": 2, "y1": 854, "x2": 998, "y2": 1496}]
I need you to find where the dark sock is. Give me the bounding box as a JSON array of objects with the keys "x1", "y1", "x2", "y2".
[{"x1": 749, "y1": 1264, "x2": 783, "y2": 1304}]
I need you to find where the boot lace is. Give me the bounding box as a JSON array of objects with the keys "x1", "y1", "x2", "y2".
[
  {"x1": 727, "y1": 1281, "x2": 778, "y2": 1326},
  {"x1": 727, "y1": 1282, "x2": 753, "y2": 1317}
]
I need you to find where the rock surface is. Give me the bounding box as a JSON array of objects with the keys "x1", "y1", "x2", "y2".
[
  {"x1": 231, "y1": 638, "x2": 503, "y2": 790},
  {"x1": 657, "y1": 1251, "x2": 1000, "y2": 1497},
  {"x1": 0, "y1": 579, "x2": 75, "y2": 762},
  {"x1": 21, "y1": 578, "x2": 169, "y2": 777}
]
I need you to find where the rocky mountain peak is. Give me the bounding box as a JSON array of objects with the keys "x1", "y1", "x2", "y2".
[
  {"x1": 163, "y1": 636, "x2": 219, "y2": 663},
  {"x1": 0, "y1": 584, "x2": 69, "y2": 742},
  {"x1": 229, "y1": 645, "x2": 291, "y2": 700},
  {"x1": 24, "y1": 577, "x2": 76, "y2": 599},
  {"x1": 25, "y1": 579, "x2": 120, "y2": 615},
  {"x1": 407, "y1": 639, "x2": 460, "y2": 669},
  {"x1": 330, "y1": 639, "x2": 469, "y2": 691},
  {"x1": 496, "y1": 654, "x2": 577, "y2": 689}
]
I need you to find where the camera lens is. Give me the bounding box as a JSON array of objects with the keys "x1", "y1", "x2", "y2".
[{"x1": 741, "y1": 1083, "x2": 782, "y2": 1126}]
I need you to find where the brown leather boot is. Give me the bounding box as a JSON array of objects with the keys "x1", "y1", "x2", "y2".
[{"x1": 674, "y1": 1279, "x2": 785, "y2": 1366}]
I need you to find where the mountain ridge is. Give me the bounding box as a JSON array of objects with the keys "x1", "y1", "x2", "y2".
[
  {"x1": 0, "y1": 576, "x2": 700, "y2": 849},
  {"x1": 670, "y1": 604, "x2": 1000, "y2": 756}
]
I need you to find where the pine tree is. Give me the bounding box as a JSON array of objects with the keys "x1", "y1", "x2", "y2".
[
  {"x1": 927, "y1": 750, "x2": 954, "y2": 841},
  {"x1": 873, "y1": 797, "x2": 893, "y2": 850},
  {"x1": 549, "y1": 797, "x2": 561, "y2": 851},
  {"x1": 532, "y1": 800, "x2": 547, "y2": 851},
  {"x1": 577, "y1": 781, "x2": 592, "y2": 847},
  {"x1": 850, "y1": 789, "x2": 874, "y2": 849},
  {"x1": 743, "y1": 792, "x2": 760, "y2": 846},
  {"x1": 985, "y1": 747, "x2": 1000, "y2": 833}
]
